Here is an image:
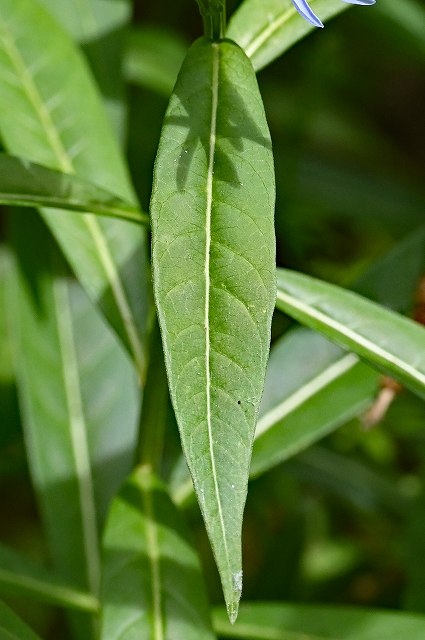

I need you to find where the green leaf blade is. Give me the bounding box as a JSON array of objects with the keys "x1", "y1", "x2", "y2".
[
  {"x1": 227, "y1": 0, "x2": 349, "y2": 71},
  {"x1": 0, "y1": 154, "x2": 147, "y2": 224},
  {"x1": 151, "y1": 38, "x2": 276, "y2": 619},
  {"x1": 252, "y1": 328, "x2": 379, "y2": 477},
  {"x1": 0, "y1": 0, "x2": 148, "y2": 375},
  {"x1": 276, "y1": 269, "x2": 425, "y2": 400},
  {"x1": 213, "y1": 603, "x2": 425, "y2": 640},
  {"x1": 101, "y1": 467, "x2": 215, "y2": 640}
]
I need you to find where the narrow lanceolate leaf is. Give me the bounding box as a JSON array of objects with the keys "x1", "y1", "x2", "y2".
[
  {"x1": 252, "y1": 328, "x2": 378, "y2": 477},
  {"x1": 227, "y1": 0, "x2": 350, "y2": 71},
  {"x1": 151, "y1": 38, "x2": 276, "y2": 620},
  {"x1": 37, "y1": 0, "x2": 131, "y2": 139},
  {"x1": 0, "y1": 155, "x2": 147, "y2": 225},
  {"x1": 101, "y1": 467, "x2": 215, "y2": 640},
  {"x1": 0, "y1": 601, "x2": 42, "y2": 640},
  {"x1": 213, "y1": 603, "x2": 425, "y2": 640},
  {"x1": 276, "y1": 269, "x2": 425, "y2": 401},
  {"x1": 10, "y1": 212, "x2": 140, "y2": 637},
  {"x1": 0, "y1": 0, "x2": 148, "y2": 376}
]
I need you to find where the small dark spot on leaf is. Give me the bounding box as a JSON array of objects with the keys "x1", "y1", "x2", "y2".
[{"x1": 237, "y1": 400, "x2": 241, "y2": 405}]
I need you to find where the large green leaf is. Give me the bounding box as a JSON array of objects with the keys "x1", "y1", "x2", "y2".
[
  {"x1": 227, "y1": 0, "x2": 350, "y2": 71},
  {"x1": 0, "y1": 543, "x2": 98, "y2": 613},
  {"x1": 151, "y1": 38, "x2": 276, "y2": 620},
  {"x1": 252, "y1": 328, "x2": 378, "y2": 477},
  {"x1": 276, "y1": 269, "x2": 425, "y2": 401},
  {"x1": 0, "y1": 601, "x2": 42, "y2": 640},
  {"x1": 38, "y1": 0, "x2": 131, "y2": 139},
  {"x1": 213, "y1": 603, "x2": 425, "y2": 639},
  {"x1": 101, "y1": 467, "x2": 215, "y2": 640},
  {"x1": 0, "y1": 0, "x2": 148, "y2": 376},
  {"x1": 10, "y1": 212, "x2": 140, "y2": 636},
  {"x1": 0, "y1": 155, "x2": 147, "y2": 224}
]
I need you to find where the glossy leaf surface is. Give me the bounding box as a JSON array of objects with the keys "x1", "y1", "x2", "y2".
[
  {"x1": 0, "y1": 155, "x2": 147, "y2": 225},
  {"x1": 151, "y1": 38, "x2": 276, "y2": 619},
  {"x1": 252, "y1": 328, "x2": 379, "y2": 477},
  {"x1": 276, "y1": 269, "x2": 425, "y2": 400},
  {"x1": 213, "y1": 603, "x2": 425, "y2": 639},
  {"x1": 227, "y1": 0, "x2": 349, "y2": 71},
  {"x1": 0, "y1": 0, "x2": 148, "y2": 375},
  {"x1": 10, "y1": 213, "x2": 139, "y2": 636},
  {"x1": 101, "y1": 467, "x2": 215, "y2": 640},
  {"x1": 0, "y1": 601, "x2": 42, "y2": 640}
]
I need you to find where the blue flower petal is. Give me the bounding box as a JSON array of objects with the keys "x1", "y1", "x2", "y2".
[
  {"x1": 341, "y1": 0, "x2": 376, "y2": 5},
  {"x1": 291, "y1": 0, "x2": 324, "y2": 28}
]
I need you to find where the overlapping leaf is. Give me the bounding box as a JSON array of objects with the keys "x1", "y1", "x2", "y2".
[
  {"x1": 0, "y1": 155, "x2": 147, "y2": 224},
  {"x1": 151, "y1": 38, "x2": 276, "y2": 619},
  {"x1": 10, "y1": 212, "x2": 139, "y2": 637},
  {"x1": 38, "y1": 0, "x2": 131, "y2": 138},
  {"x1": 252, "y1": 328, "x2": 378, "y2": 477},
  {"x1": 0, "y1": 542, "x2": 98, "y2": 613},
  {"x1": 276, "y1": 269, "x2": 425, "y2": 400},
  {"x1": 213, "y1": 603, "x2": 425, "y2": 639},
  {"x1": 227, "y1": 0, "x2": 350, "y2": 71},
  {"x1": 0, "y1": 0, "x2": 148, "y2": 376},
  {"x1": 101, "y1": 467, "x2": 215, "y2": 640}
]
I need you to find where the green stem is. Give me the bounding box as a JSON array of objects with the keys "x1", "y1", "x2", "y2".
[
  {"x1": 198, "y1": 1, "x2": 226, "y2": 40},
  {"x1": 137, "y1": 318, "x2": 168, "y2": 473}
]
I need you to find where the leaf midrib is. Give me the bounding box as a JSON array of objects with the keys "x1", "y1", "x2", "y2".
[
  {"x1": 53, "y1": 275, "x2": 100, "y2": 601},
  {"x1": 205, "y1": 42, "x2": 234, "y2": 610},
  {"x1": 141, "y1": 478, "x2": 164, "y2": 640},
  {"x1": 0, "y1": 13, "x2": 145, "y2": 375}
]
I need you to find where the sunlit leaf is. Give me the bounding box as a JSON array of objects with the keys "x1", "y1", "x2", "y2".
[
  {"x1": 0, "y1": 155, "x2": 147, "y2": 224},
  {"x1": 227, "y1": 0, "x2": 350, "y2": 71},
  {"x1": 10, "y1": 212, "x2": 140, "y2": 637},
  {"x1": 0, "y1": 0, "x2": 149, "y2": 376},
  {"x1": 213, "y1": 603, "x2": 425, "y2": 639},
  {"x1": 0, "y1": 600, "x2": 42, "y2": 640},
  {"x1": 276, "y1": 269, "x2": 425, "y2": 401},
  {"x1": 101, "y1": 467, "x2": 215, "y2": 640},
  {"x1": 151, "y1": 38, "x2": 276, "y2": 620},
  {"x1": 252, "y1": 329, "x2": 379, "y2": 477},
  {"x1": 38, "y1": 0, "x2": 131, "y2": 139}
]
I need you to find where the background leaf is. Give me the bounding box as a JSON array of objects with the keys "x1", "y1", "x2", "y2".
[
  {"x1": 0, "y1": 600, "x2": 42, "y2": 640},
  {"x1": 101, "y1": 467, "x2": 215, "y2": 640},
  {"x1": 151, "y1": 38, "x2": 276, "y2": 620},
  {"x1": 227, "y1": 0, "x2": 351, "y2": 71},
  {"x1": 38, "y1": 0, "x2": 131, "y2": 140},
  {"x1": 252, "y1": 329, "x2": 379, "y2": 477},
  {"x1": 213, "y1": 603, "x2": 425, "y2": 639},
  {"x1": 0, "y1": 542, "x2": 98, "y2": 613},
  {"x1": 0, "y1": 155, "x2": 147, "y2": 225},
  {"x1": 9, "y1": 212, "x2": 140, "y2": 637},
  {"x1": 0, "y1": 0, "x2": 149, "y2": 375},
  {"x1": 276, "y1": 269, "x2": 425, "y2": 401}
]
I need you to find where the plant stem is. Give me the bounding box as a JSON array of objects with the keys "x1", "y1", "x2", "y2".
[
  {"x1": 137, "y1": 318, "x2": 168, "y2": 474},
  {"x1": 198, "y1": 1, "x2": 226, "y2": 40}
]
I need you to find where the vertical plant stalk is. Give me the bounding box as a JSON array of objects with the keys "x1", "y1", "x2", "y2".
[{"x1": 197, "y1": 0, "x2": 227, "y2": 39}]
